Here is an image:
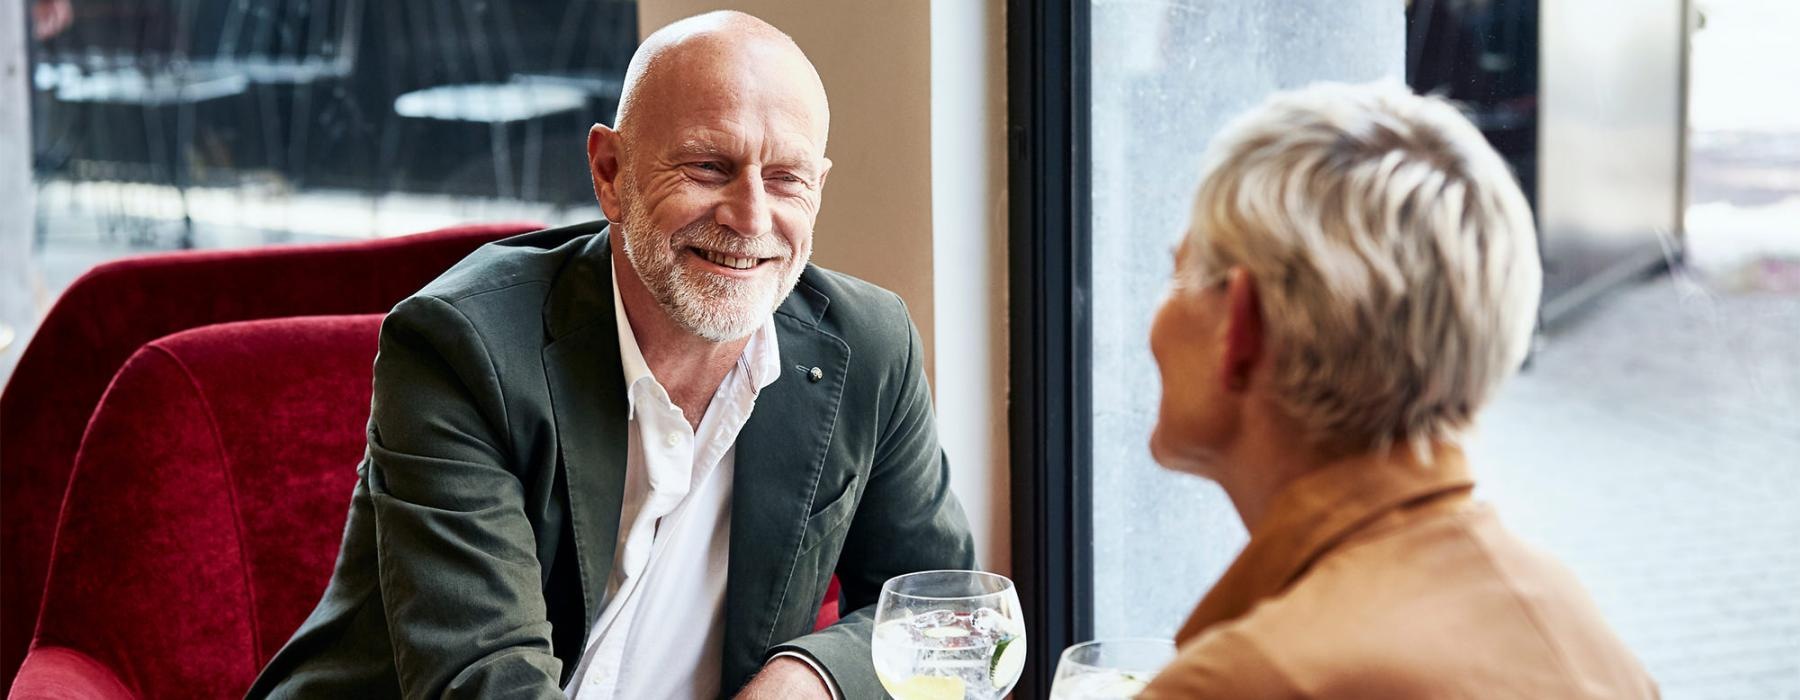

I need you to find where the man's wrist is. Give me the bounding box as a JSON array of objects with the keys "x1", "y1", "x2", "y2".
[{"x1": 737, "y1": 653, "x2": 839, "y2": 700}]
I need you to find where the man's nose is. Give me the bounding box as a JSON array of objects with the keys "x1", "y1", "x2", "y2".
[{"x1": 715, "y1": 170, "x2": 773, "y2": 239}]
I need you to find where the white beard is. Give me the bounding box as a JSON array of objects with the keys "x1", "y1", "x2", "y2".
[{"x1": 617, "y1": 194, "x2": 809, "y2": 342}]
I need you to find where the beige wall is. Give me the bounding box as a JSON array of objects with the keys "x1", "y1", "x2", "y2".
[
  {"x1": 638, "y1": 1, "x2": 938, "y2": 377},
  {"x1": 638, "y1": 1, "x2": 1011, "y2": 570}
]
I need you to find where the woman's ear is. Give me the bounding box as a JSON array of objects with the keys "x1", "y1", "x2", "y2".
[{"x1": 1221, "y1": 267, "x2": 1264, "y2": 393}]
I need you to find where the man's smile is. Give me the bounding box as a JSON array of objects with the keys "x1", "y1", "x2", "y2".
[{"x1": 688, "y1": 246, "x2": 776, "y2": 274}]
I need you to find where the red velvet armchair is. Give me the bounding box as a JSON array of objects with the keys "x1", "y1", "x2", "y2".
[
  {"x1": 0, "y1": 222, "x2": 540, "y2": 691},
  {"x1": 14, "y1": 316, "x2": 386, "y2": 698}
]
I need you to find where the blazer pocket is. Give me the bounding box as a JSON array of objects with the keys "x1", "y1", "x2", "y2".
[{"x1": 798, "y1": 475, "x2": 860, "y2": 555}]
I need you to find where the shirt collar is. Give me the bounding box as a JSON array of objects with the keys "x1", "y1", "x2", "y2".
[
  {"x1": 610, "y1": 259, "x2": 783, "y2": 418},
  {"x1": 611, "y1": 261, "x2": 655, "y2": 417},
  {"x1": 1175, "y1": 443, "x2": 1476, "y2": 644},
  {"x1": 740, "y1": 308, "x2": 782, "y2": 393}
]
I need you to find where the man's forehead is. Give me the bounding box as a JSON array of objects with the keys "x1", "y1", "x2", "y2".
[
  {"x1": 652, "y1": 57, "x2": 825, "y2": 125},
  {"x1": 665, "y1": 122, "x2": 825, "y2": 163}
]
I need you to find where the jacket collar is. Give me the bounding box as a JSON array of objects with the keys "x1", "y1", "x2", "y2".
[{"x1": 1176, "y1": 444, "x2": 1477, "y2": 644}]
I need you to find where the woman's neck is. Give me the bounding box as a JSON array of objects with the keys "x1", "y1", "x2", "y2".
[{"x1": 1216, "y1": 413, "x2": 1446, "y2": 537}]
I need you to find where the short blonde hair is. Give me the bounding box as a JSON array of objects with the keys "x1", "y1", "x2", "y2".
[{"x1": 1181, "y1": 81, "x2": 1541, "y2": 449}]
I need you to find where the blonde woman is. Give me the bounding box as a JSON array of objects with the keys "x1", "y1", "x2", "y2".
[{"x1": 1141, "y1": 82, "x2": 1657, "y2": 698}]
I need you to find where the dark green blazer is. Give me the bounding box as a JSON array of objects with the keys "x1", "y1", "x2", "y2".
[{"x1": 246, "y1": 222, "x2": 975, "y2": 699}]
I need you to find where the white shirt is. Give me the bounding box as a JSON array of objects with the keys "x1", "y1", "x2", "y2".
[{"x1": 563, "y1": 263, "x2": 839, "y2": 699}]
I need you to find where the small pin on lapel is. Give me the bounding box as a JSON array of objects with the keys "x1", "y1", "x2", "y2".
[{"x1": 808, "y1": 367, "x2": 824, "y2": 382}]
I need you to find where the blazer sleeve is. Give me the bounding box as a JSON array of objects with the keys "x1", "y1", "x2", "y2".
[
  {"x1": 364, "y1": 294, "x2": 564, "y2": 699},
  {"x1": 770, "y1": 294, "x2": 979, "y2": 699}
]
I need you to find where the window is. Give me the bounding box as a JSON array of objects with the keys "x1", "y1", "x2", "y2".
[
  {"x1": 1015, "y1": 0, "x2": 1800, "y2": 697},
  {"x1": 20, "y1": 0, "x2": 635, "y2": 314},
  {"x1": 1087, "y1": 0, "x2": 1405, "y2": 640}
]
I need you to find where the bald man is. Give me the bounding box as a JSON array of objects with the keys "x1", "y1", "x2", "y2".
[{"x1": 245, "y1": 12, "x2": 975, "y2": 700}]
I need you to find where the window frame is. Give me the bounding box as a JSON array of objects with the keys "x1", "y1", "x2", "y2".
[{"x1": 1006, "y1": 0, "x2": 1095, "y2": 695}]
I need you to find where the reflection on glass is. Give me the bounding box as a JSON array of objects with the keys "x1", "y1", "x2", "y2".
[{"x1": 28, "y1": 0, "x2": 636, "y2": 252}]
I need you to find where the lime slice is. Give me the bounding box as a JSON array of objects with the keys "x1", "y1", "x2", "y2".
[
  {"x1": 880, "y1": 674, "x2": 966, "y2": 700},
  {"x1": 922, "y1": 626, "x2": 970, "y2": 640},
  {"x1": 988, "y1": 635, "x2": 1027, "y2": 689}
]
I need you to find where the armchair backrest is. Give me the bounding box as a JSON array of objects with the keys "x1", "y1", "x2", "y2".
[
  {"x1": 32, "y1": 315, "x2": 384, "y2": 698},
  {"x1": 1, "y1": 221, "x2": 538, "y2": 690}
]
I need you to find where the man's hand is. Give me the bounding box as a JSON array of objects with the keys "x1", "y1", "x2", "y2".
[{"x1": 734, "y1": 656, "x2": 833, "y2": 700}]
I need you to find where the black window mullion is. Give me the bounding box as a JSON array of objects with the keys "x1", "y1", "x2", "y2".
[{"x1": 1008, "y1": 0, "x2": 1093, "y2": 695}]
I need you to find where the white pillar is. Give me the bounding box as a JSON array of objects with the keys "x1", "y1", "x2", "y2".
[
  {"x1": 1, "y1": 3, "x2": 39, "y2": 379},
  {"x1": 930, "y1": 0, "x2": 1010, "y2": 573}
]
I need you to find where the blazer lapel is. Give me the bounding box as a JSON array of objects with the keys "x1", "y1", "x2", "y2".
[
  {"x1": 541, "y1": 235, "x2": 629, "y2": 637},
  {"x1": 721, "y1": 279, "x2": 850, "y2": 686}
]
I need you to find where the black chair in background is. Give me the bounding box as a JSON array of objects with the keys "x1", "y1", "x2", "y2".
[
  {"x1": 382, "y1": 0, "x2": 589, "y2": 202},
  {"x1": 511, "y1": 0, "x2": 637, "y2": 123},
  {"x1": 34, "y1": 0, "x2": 251, "y2": 248},
  {"x1": 205, "y1": 0, "x2": 366, "y2": 189}
]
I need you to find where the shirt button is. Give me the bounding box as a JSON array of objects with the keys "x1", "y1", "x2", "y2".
[{"x1": 665, "y1": 431, "x2": 681, "y2": 447}]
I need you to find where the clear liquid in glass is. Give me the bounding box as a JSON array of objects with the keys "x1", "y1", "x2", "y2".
[
  {"x1": 1047, "y1": 668, "x2": 1152, "y2": 699},
  {"x1": 873, "y1": 607, "x2": 1026, "y2": 700},
  {"x1": 1047, "y1": 638, "x2": 1175, "y2": 700}
]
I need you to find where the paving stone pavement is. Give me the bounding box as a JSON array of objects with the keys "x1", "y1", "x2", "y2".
[{"x1": 1468, "y1": 267, "x2": 1800, "y2": 700}]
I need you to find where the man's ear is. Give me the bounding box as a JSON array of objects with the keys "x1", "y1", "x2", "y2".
[
  {"x1": 1221, "y1": 266, "x2": 1264, "y2": 393},
  {"x1": 588, "y1": 124, "x2": 625, "y2": 224}
]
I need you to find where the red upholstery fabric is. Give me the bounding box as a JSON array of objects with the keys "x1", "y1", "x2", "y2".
[
  {"x1": 9, "y1": 647, "x2": 134, "y2": 700},
  {"x1": 0, "y1": 222, "x2": 539, "y2": 691},
  {"x1": 814, "y1": 577, "x2": 842, "y2": 631},
  {"x1": 23, "y1": 316, "x2": 384, "y2": 699}
]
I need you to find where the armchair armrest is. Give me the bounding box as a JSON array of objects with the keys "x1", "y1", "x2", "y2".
[{"x1": 9, "y1": 646, "x2": 135, "y2": 700}]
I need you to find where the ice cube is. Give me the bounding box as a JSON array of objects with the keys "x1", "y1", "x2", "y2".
[{"x1": 972, "y1": 607, "x2": 1002, "y2": 636}]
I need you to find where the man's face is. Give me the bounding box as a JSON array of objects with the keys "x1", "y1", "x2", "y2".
[{"x1": 598, "y1": 45, "x2": 831, "y2": 342}]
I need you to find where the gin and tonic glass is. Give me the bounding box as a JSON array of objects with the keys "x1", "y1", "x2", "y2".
[
  {"x1": 871, "y1": 570, "x2": 1027, "y2": 700},
  {"x1": 1048, "y1": 638, "x2": 1176, "y2": 699}
]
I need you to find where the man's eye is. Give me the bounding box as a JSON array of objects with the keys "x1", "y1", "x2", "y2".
[
  {"x1": 684, "y1": 163, "x2": 730, "y2": 183},
  {"x1": 766, "y1": 174, "x2": 809, "y2": 195}
]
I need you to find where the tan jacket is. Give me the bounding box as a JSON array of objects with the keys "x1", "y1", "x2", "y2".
[{"x1": 1142, "y1": 449, "x2": 1658, "y2": 699}]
